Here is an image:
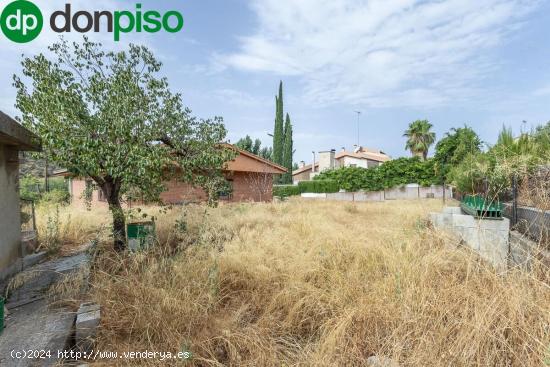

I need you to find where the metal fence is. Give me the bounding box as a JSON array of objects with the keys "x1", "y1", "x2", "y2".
[
  {"x1": 20, "y1": 198, "x2": 36, "y2": 233},
  {"x1": 503, "y1": 203, "x2": 549, "y2": 246}
]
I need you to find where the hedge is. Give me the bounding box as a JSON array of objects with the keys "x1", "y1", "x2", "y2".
[
  {"x1": 273, "y1": 185, "x2": 301, "y2": 198},
  {"x1": 314, "y1": 157, "x2": 440, "y2": 192},
  {"x1": 298, "y1": 179, "x2": 339, "y2": 193},
  {"x1": 273, "y1": 180, "x2": 340, "y2": 198}
]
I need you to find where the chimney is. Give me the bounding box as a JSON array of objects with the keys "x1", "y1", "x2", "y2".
[
  {"x1": 353, "y1": 145, "x2": 361, "y2": 153},
  {"x1": 318, "y1": 149, "x2": 336, "y2": 172},
  {"x1": 299, "y1": 161, "x2": 305, "y2": 168},
  {"x1": 341, "y1": 147, "x2": 346, "y2": 152}
]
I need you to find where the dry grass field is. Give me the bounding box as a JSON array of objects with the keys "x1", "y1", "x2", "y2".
[{"x1": 38, "y1": 199, "x2": 550, "y2": 366}]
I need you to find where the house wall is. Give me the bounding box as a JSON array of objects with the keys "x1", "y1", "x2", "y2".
[
  {"x1": 292, "y1": 170, "x2": 311, "y2": 183},
  {"x1": 160, "y1": 179, "x2": 208, "y2": 204},
  {"x1": 69, "y1": 172, "x2": 275, "y2": 207},
  {"x1": 338, "y1": 156, "x2": 381, "y2": 168},
  {"x1": 69, "y1": 178, "x2": 109, "y2": 208},
  {"x1": 231, "y1": 171, "x2": 273, "y2": 202},
  {"x1": 0, "y1": 145, "x2": 23, "y2": 281}
]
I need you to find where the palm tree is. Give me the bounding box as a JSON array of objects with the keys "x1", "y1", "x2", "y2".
[{"x1": 404, "y1": 120, "x2": 436, "y2": 160}]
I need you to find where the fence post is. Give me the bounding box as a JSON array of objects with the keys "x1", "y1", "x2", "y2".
[
  {"x1": 31, "y1": 200, "x2": 37, "y2": 232},
  {"x1": 512, "y1": 175, "x2": 518, "y2": 226},
  {"x1": 442, "y1": 182, "x2": 446, "y2": 205}
]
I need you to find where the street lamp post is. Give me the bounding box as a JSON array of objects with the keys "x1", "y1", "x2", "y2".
[{"x1": 354, "y1": 111, "x2": 361, "y2": 146}]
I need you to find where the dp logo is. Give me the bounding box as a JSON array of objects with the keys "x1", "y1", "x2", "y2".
[{"x1": 1, "y1": 0, "x2": 43, "y2": 43}]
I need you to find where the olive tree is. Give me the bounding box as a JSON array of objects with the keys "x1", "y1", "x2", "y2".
[{"x1": 14, "y1": 37, "x2": 233, "y2": 251}]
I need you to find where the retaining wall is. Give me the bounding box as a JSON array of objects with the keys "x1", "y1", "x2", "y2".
[
  {"x1": 503, "y1": 204, "x2": 549, "y2": 245},
  {"x1": 300, "y1": 184, "x2": 451, "y2": 202},
  {"x1": 430, "y1": 207, "x2": 510, "y2": 269}
]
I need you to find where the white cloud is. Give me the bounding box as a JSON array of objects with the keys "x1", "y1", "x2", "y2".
[
  {"x1": 213, "y1": 88, "x2": 271, "y2": 107},
  {"x1": 533, "y1": 85, "x2": 550, "y2": 96},
  {"x1": 221, "y1": 0, "x2": 538, "y2": 108}
]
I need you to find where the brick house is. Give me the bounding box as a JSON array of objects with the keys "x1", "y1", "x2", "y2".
[
  {"x1": 0, "y1": 111, "x2": 41, "y2": 282},
  {"x1": 53, "y1": 145, "x2": 286, "y2": 207}
]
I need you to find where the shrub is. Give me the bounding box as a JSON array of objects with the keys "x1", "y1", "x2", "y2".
[
  {"x1": 315, "y1": 157, "x2": 439, "y2": 192},
  {"x1": 20, "y1": 175, "x2": 41, "y2": 201},
  {"x1": 298, "y1": 179, "x2": 339, "y2": 193},
  {"x1": 40, "y1": 189, "x2": 70, "y2": 205},
  {"x1": 273, "y1": 185, "x2": 301, "y2": 198}
]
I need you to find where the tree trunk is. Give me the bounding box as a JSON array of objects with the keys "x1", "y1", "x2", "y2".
[{"x1": 103, "y1": 181, "x2": 126, "y2": 251}]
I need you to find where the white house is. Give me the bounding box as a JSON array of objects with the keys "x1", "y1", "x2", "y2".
[{"x1": 292, "y1": 145, "x2": 391, "y2": 183}]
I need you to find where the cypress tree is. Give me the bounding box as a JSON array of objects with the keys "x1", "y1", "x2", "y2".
[
  {"x1": 272, "y1": 81, "x2": 284, "y2": 166},
  {"x1": 282, "y1": 113, "x2": 293, "y2": 183}
]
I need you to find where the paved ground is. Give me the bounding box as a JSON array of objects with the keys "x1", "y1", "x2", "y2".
[{"x1": 0, "y1": 252, "x2": 90, "y2": 367}]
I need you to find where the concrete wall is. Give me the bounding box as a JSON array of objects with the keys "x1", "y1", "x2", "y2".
[
  {"x1": 326, "y1": 192, "x2": 355, "y2": 201},
  {"x1": 0, "y1": 145, "x2": 23, "y2": 281},
  {"x1": 509, "y1": 231, "x2": 550, "y2": 270},
  {"x1": 301, "y1": 184, "x2": 450, "y2": 202},
  {"x1": 301, "y1": 193, "x2": 327, "y2": 199},
  {"x1": 384, "y1": 184, "x2": 421, "y2": 200},
  {"x1": 503, "y1": 203, "x2": 549, "y2": 245},
  {"x1": 430, "y1": 207, "x2": 510, "y2": 269},
  {"x1": 354, "y1": 191, "x2": 385, "y2": 202}
]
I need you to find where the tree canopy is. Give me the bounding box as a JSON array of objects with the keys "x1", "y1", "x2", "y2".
[
  {"x1": 235, "y1": 135, "x2": 273, "y2": 160},
  {"x1": 448, "y1": 123, "x2": 550, "y2": 196},
  {"x1": 404, "y1": 120, "x2": 436, "y2": 160},
  {"x1": 273, "y1": 81, "x2": 284, "y2": 166},
  {"x1": 14, "y1": 37, "x2": 233, "y2": 250},
  {"x1": 433, "y1": 126, "x2": 482, "y2": 181},
  {"x1": 282, "y1": 113, "x2": 293, "y2": 183}
]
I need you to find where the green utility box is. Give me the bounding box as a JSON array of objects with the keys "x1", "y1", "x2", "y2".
[
  {"x1": 126, "y1": 221, "x2": 156, "y2": 251},
  {"x1": 1, "y1": 296, "x2": 4, "y2": 333},
  {"x1": 460, "y1": 195, "x2": 503, "y2": 220}
]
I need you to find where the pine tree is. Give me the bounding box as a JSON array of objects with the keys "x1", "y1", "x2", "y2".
[
  {"x1": 272, "y1": 81, "x2": 284, "y2": 166},
  {"x1": 282, "y1": 113, "x2": 293, "y2": 183}
]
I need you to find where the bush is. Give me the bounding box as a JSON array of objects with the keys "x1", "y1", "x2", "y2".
[
  {"x1": 20, "y1": 175, "x2": 41, "y2": 201},
  {"x1": 298, "y1": 179, "x2": 339, "y2": 193},
  {"x1": 273, "y1": 185, "x2": 301, "y2": 198},
  {"x1": 40, "y1": 189, "x2": 70, "y2": 205},
  {"x1": 315, "y1": 157, "x2": 440, "y2": 192}
]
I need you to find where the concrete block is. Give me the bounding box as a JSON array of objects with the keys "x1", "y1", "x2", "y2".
[
  {"x1": 78, "y1": 302, "x2": 100, "y2": 315},
  {"x1": 300, "y1": 193, "x2": 327, "y2": 199},
  {"x1": 326, "y1": 192, "x2": 354, "y2": 201},
  {"x1": 442, "y1": 207, "x2": 462, "y2": 215},
  {"x1": 354, "y1": 191, "x2": 384, "y2": 202},
  {"x1": 76, "y1": 303, "x2": 101, "y2": 353},
  {"x1": 452, "y1": 214, "x2": 476, "y2": 228},
  {"x1": 23, "y1": 251, "x2": 48, "y2": 268}
]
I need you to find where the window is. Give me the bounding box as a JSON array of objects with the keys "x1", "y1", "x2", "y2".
[{"x1": 218, "y1": 179, "x2": 233, "y2": 200}]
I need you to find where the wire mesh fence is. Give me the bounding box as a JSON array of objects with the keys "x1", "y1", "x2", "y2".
[{"x1": 20, "y1": 198, "x2": 36, "y2": 233}]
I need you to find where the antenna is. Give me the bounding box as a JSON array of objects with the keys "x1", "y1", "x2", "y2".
[{"x1": 354, "y1": 111, "x2": 361, "y2": 146}]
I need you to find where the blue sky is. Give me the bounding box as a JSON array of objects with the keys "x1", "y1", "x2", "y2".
[{"x1": 1, "y1": 0, "x2": 549, "y2": 163}]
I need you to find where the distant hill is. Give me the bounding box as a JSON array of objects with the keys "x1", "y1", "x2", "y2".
[{"x1": 19, "y1": 152, "x2": 61, "y2": 178}]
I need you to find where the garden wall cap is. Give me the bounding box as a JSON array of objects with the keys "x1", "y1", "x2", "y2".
[{"x1": 0, "y1": 111, "x2": 41, "y2": 151}]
